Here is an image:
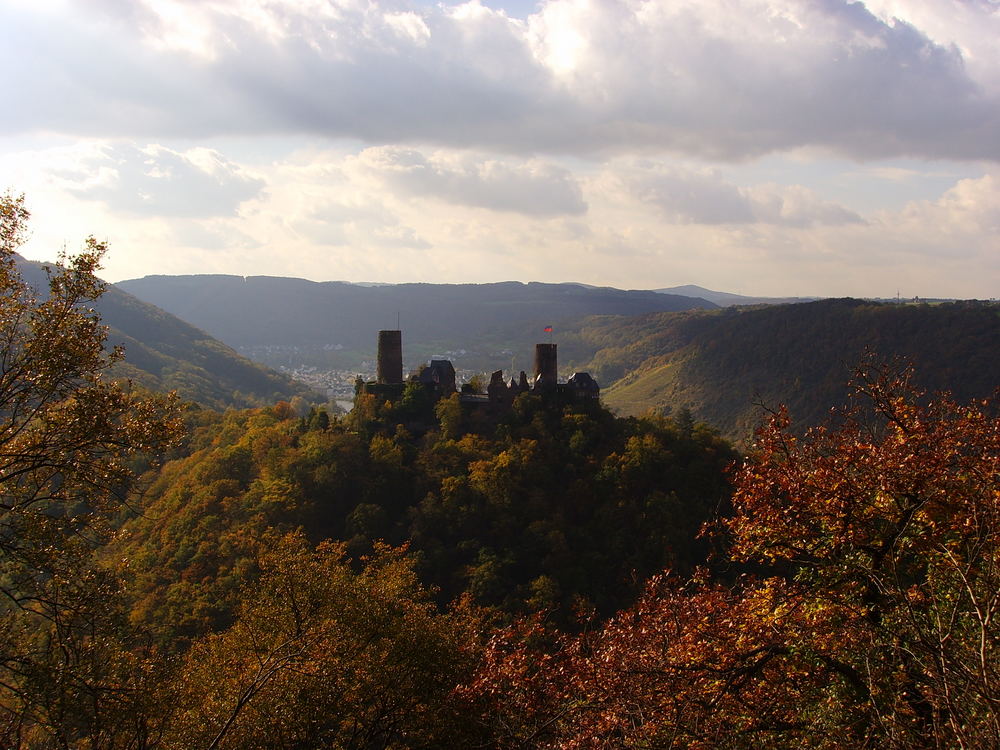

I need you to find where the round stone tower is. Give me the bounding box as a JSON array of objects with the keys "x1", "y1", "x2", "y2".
[{"x1": 377, "y1": 330, "x2": 403, "y2": 384}]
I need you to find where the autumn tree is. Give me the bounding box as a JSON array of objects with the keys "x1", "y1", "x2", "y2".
[
  {"x1": 726, "y1": 362, "x2": 1000, "y2": 746},
  {"x1": 0, "y1": 194, "x2": 181, "y2": 745},
  {"x1": 465, "y1": 363, "x2": 1000, "y2": 748},
  {"x1": 163, "y1": 532, "x2": 483, "y2": 749}
]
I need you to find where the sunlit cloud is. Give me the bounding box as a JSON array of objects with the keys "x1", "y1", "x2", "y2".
[
  {"x1": 0, "y1": 0, "x2": 997, "y2": 298},
  {"x1": 57, "y1": 143, "x2": 264, "y2": 217}
]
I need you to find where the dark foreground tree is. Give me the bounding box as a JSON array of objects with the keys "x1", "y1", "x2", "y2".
[
  {"x1": 163, "y1": 532, "x2": 483, "y2": 750},
  {"x1": 0, "y1": 194, "x2": 181, "y2": 745},
  {"x1": 464, "y1": 364, "x2": 1000, "y2": 748}
]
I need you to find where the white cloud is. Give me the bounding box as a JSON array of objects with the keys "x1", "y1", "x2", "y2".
[
  {"x1": 3, "y1": 0, "x2": 999, "y2": 161},
  {"x1": 170, "y1": 219, "x2": 261, "y2": 250},
  {"x1": 355, "y1": 146, "x2": 586, "y2": 216},
  {"x1": 1, "y1": 133, "x2": 995, "y2": 300},
  {"x1": 893, "y1": 172, "x2": 1000, "y2": 247},
  {"x1": 746, "y1": 184, "x2": 863, "y2": 228},
  {"x1": 54, "y1": 143, "x2": 264, "y2": 217},
  {"x1": 611, "y1": 161, "x2": 862, "y2": 227}
]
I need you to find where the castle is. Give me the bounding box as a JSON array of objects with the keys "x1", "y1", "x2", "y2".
[{"x1": 359, "y1": 330, "x2": 599, "y2": 411}]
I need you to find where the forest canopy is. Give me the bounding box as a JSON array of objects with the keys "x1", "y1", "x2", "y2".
[{"x1": 468, "y1": 364, "x2": 1000, "y2": 748}]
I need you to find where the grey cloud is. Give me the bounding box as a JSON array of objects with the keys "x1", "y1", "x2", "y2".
[
  {"x1": 360, "y1": 147, "x2": 586, "y2": 216},
  {"x1": 4, "y1": 1, "x2": 1000, "y2": 161},
  {"x1": 627, "y1": 167, "x2": 757, "y2": 225},
  {"x1": 60, "y1": 144, "x2": 264, "y2": 217},
  {"x1": 625, "y1": 164, "x2": 862, "y2": 227},
  {"x1": 747, "y1": 185, "x2": 864, "y2": 228}
]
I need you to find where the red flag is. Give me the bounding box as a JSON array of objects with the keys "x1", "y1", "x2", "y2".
[{"x1": 543, "y1": 326, "x2": 553, "y2": 333}]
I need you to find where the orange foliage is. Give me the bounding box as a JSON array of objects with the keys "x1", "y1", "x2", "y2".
[{"x1": 465, "y1": 363, "x2": 1000, "y2": 748}]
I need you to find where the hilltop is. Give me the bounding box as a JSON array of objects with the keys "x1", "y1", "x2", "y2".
[{"x1": 655, "y1": 284, "x2": 819, "y2": 306}]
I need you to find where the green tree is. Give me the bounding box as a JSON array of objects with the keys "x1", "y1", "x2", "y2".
[
  {"x1": 435, "y1": 392, "x2": 463, "y2": 440},
  {"x1": 0, "y1": 194, "x2": 181, "y2": 744}
]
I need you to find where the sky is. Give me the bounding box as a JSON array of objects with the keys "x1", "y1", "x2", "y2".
[{"x1": 2, "y1": 0, "x2": 998, "y2": 298}]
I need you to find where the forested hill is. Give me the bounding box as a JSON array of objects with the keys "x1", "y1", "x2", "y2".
[
  {"x1": 96, "y1": 286, "x2": 316, "y2": 409},
  {"x1": 112, "y1": 390, "x2": 736, "y2": 642},
  {"x1": 116, "y1": 275, "x2": 716, "y2": 353},
  {"x1": 579, "y1": 298, "x2": 1000, "y2": 441},
  {"x1": 16, "y1": 258, "x2": 314, "y2": 410}
]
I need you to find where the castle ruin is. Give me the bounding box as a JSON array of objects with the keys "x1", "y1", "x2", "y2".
[{"x1": 359, "y1": 329, "x2": 599, "y2": 410}]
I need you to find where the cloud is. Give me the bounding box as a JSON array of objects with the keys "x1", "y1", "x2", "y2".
[
  {"x1": 617, "y1": 162, "x2": 862, "y2": 227},
  {"x1": 894, "y1": 172, "x2": 1000, "y2": 244},
  {"x1": 170, "y1": 219, "x2": 261, "y2": 250},
  {"x1": 619, "y1": 164, "x2": 755, "y2": 224},
  {"x1": 356, "y1": 146, "x2": 586, "y2": 216},
  {"x1": 745, "y1": 184, "x2": 864, "y2": 228},
  {"x1": 57, "y1": 143, "x2": 264, "y2": 217},
  {"x1": 295, "y1": 197, "x2": 431, "y2": 249},
  {"x1": 3, "y1": 0, "x2": 1000, "y2": 161},
  {"x1": 863, "y1": 0, "x2": 1000, "y2": 93}
]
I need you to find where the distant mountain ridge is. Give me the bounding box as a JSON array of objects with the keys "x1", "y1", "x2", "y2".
[
  {"x1": 116, "y1": 275, "x2": 717, "y2": 371},
  {"x1": 655, "y1": 284, "x2": 819, "y2": 307},
  {"x1": 107, "y1": 274, "x2": 998, "y2": 440}
]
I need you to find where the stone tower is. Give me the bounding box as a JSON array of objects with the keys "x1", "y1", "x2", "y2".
[
  {"x1": 534, "y1": 343, "x2": 557, "y2": 387},
  {"x1": 377, "y1": 330, "x2": 403, "y2": 384}
]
